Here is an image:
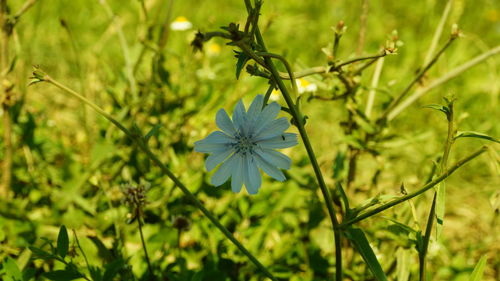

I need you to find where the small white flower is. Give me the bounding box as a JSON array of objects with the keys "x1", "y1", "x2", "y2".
[
  {"x1": 296, "y1": 78, "x2": 318, "y2": 94},
  {"x1": 194, "y1": 95, "x2": 298, "y2": 194},
  {"x1": 170, "y1": 16, "x2": 192, "y2": 31}
]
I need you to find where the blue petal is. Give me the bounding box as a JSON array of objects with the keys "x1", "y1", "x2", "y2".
[
  {"x1": 257, "y1": 133, "x2": 298, "y2": 149},
  {"x1": 205, "y1": 149, "x2": 234, "y2": 171},
  {"x1": 231, "y1": 154, "x2": 244, "y2": 193},
  {"x1": 211, "y1": 154, "x2": 237, "y2": 186},
  {"x1": 232, "y1": 100, "x2": 247, "y2": 131},
  {"x1": 244, "y1": 156, "x2": 261, "y2": 194},
  {"x1": 216, "y1": 109, "x2": 237, "y2": 136},
  {"x1": 254, "y1": 153, "x2": 286, "y2": 181},
  {"x1": 254, "y1": 117, "x2": 290, "y2": 140},
  {"x1": 194, "y1": 131, "x2": 234, "y2": 152},
  {"x1": 253, "y1": 102, "x2": 280, "y2": 134},
  {"x1": 247, "y1": 95, "x2": 264, "y2": 121},
  {"x1": 255, "y1": 148, "x2": 292, "y2": 169}
]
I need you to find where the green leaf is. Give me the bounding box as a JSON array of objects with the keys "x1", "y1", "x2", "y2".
[
  {"x1": 57, "y1": 225, "x2": 69, "y2": 259},
  {"x1": 345, "y1": 227, "x2": 388, "y2": 281},
  {"x1": 435, "y1": 183, "x2": 445, "y2": 240},
  {"x1": 145, "y1": 124, "x2": 163, "y2": 143},
  {"x1": 103, "y1": 258, "x2": 125, "y2": 281},
  {"x1": 468, "y1": 255, "x2": 488, "y2": 281},
  {"x1": 454, "y1": 131, "x2": 500, "y2": 143},
  {"x1": 3, "y1": 257, "x2": 23, "y2": 281},
  {"x1": 422, "y1": 104, "x2": 449, "y2": 115},
  {"x1": 29, "y1": 246, "x2": 56, "y2": 260},
  {"x1": 234, "y1": 51, "x2": 249, "y2": 79},
  {"x1": 43, "y1": 269, "x2": 83, "y2": 281}
]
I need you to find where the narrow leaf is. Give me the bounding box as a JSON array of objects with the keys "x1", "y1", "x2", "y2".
[
  {"x1": 145, "y1": 124, "x2": 163, "y2": 143},
  {"x1": 57, "y1": 225, "x2": 69, "y2": 259},
  {"x1": 345, "y1": 227, "x2": 388, "y2": 281},
  {"x1": 422, "y1": 104, "x2": 449, "y2": 115},
  {"x1": 455, "y1": 131, "x2": 499, "y2": 143},
  {"x1": 234, "y1": 51, "x2": 249, "y2": 79},
  {"x1": 43, "y1": 269, "x2": 83, "y2": 281},
  {"x1": 29, "y1": 246, "x2": 56, "y2": 260},
  {"x1": 468, "y1": 255, "x2": 488, "y2": 281}
]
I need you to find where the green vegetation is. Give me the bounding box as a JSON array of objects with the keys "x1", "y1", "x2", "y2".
[{"x1": 1, "y1": 0, "x2": 499, "y2": 280}]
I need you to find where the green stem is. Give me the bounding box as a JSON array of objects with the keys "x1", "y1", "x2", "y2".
[
  {"x1": 253, "y1": 24, "x2": 343, "y2": 281},
  {"x1": 0, "y1": 0, "x2": 12, "y2": 198},
  {"x1": 137, "y1": 214, "x2": 154, "y2": 279},
  {"x1": 341, "y1": 146, "x2": 487, "y2": 227},
  {"x1": 255, "y1": 51, "x2": 298, "y2": 94},
  {"x1": 37, "y1": 73, "x2": 277, "y2": 281},
  {"x1": 419, "y1": 193, "x2": 436, "y2": 281},
  {"x1": 419, "y1": 100, "x2": 454, "y2": 281},
  {"x1": 380, "y1": 36, "x2": 456, "y2": 121}
]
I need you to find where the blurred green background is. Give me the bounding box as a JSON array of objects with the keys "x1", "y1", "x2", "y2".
[{"x1": 1, "y1": 0, "x2": 499, "y2": 280}]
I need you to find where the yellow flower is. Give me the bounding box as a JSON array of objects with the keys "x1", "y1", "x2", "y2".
[
  {"x1": 270, "y1": 89, "x2": 281, "y2": 101},
  {"x1": 170, "y1": 16, "x2": 193, "y2": 31},
  {"x1": 206, "y1": 42, "x2": 221, "y2": 56},
  {"x1": 296, "y1": 78, "x2": 318, "y2": 94}
]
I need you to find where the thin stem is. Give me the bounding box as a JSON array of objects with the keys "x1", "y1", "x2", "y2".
[
  {"x1": 334, "y1": 51, "x2": 386, "y2": 70},
  {"x1": 137, "y1": 215, "x2": 154, "y2": 278},
  {"x1": 263, "y1": 80, "x2": 275, "y2": 106},
  {"x1": 341, "y1": 146, "x2": 487, "y2": 227},
  {"x1": 0, "y1": 0, "x2": 12, "y2": 198},
  {"x1": 255, "y1": 51, "x2": 298, "y2": 94},
  {"x1": 11, "y1": 0, "x2": 37, "y2": 25},
  {"x1": 72, "y1": 230, "x2": 93, "y2": 281},
  {"x1": 253, "y1": 25, "x2": 343, "y2": 281},
  {"x1": 419, "y1": 193, "x2": 436, "y2": 281},
  {"x1": 388, "y1": 44, "x2": 500, "y2": 121},
  {"x1": 423, "y1": 0, "x2": 453, "y2": 65},
  {"x1": 36, "y1": 73, "x2": 277, "y2": 281},
  {"x1": 365, "y1": 57, "x2": 384, "y2": 118},
  {"x1": 380, "y1": 36, "x2": 457, "y2": 120},
  {"x1": 157, "y1": 0, "x2": 174, "y2": 50},
  {"x1": 356, "y1": 0, "x2": 369, "y2": 55},
  {"x1": 100, "y1": 0, "x2": 137, "y2": 97}
]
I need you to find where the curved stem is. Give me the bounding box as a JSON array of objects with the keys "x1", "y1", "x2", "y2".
[
  {"x1": 255, "y1": 51, "x2": 298, "y2": 94},
  {"x1": 341, "y1": 146, "x2": 487, "y2": 227},
  {"x1": 36, "y1": 73, "x2": 278, "y2": 281}
]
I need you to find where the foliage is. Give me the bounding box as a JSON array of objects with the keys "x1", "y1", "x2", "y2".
[{"x1": 0, "y1": 0, "x2": 499, "y2": 280}]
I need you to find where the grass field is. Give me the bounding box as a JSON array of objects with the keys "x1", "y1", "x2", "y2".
[{"x1": 1, "y1": 0, "x2": 499, "y2": 280}]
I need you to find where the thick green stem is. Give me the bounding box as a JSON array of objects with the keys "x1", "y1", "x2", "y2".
[
  {"x1": 252, "y1": 23, "x2": 343, "y2": 281},
  {"x1": 38, "y1": 73, "x2": 277, "y2": 281},
  {"x1": 341, "y1": 146, "x2": 487, "y2": 227}
]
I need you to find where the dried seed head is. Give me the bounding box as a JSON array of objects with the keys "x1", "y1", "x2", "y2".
[{"x1": 172, "y1": 215, "x2": 191, "y2": 232}]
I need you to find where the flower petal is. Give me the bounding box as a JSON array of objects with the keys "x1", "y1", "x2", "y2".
[
  {"x1": 247, "y1": 95, "x2": 264, "y2": 121},
  {"x1": 231, "y1": 154, "x2": 244, "y2": 193},
  {"x1": 255, "y1": 148, "x2": 292, "y2": 169},
  {"x1": 211, "y1": 154, "x2": 237, "y2": 186},
  {"x1": 216, "y1": 109, "x2": 237, "y2": 136},
  {"x1": 244, "y1": 156, "x2": 261, "y2": 194},
  {"x1": 254, "y1": 153, "x2": 286, "y2": 181},
  {"x1": 254, "y1": 117, "x2": 290, "y2": 140},
  {"x1": 232, "y1": 100, "x2": 247, "y2": 131},
  {"x1": 257, "y1": 133, "x2": 298, "y2": 149},
  {"x1": 253, "y1": 102, "x2": 281, "y2": 135},
  {"x1": 205, "y1": 149, "x2": 234, "y2": 171},
  {"x1": 194, "y1": 131, "x2": 234, "y2": 152}
]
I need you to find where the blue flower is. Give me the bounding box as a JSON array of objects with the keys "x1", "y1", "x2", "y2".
[{"x1": 194, "y1": 95, "x2": 298, "y2": 194}]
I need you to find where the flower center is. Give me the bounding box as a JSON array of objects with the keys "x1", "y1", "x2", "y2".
[{"x1": 234, "y1": 133, "x2": 255, "y2": 155}]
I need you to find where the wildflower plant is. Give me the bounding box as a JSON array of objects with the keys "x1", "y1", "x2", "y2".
[
  {"x1": 2, "y1": 0, "x2": 498, "y2": 281},
  {"x1": 194, "y1": 94, "x2": 297, "y2": 194}
]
